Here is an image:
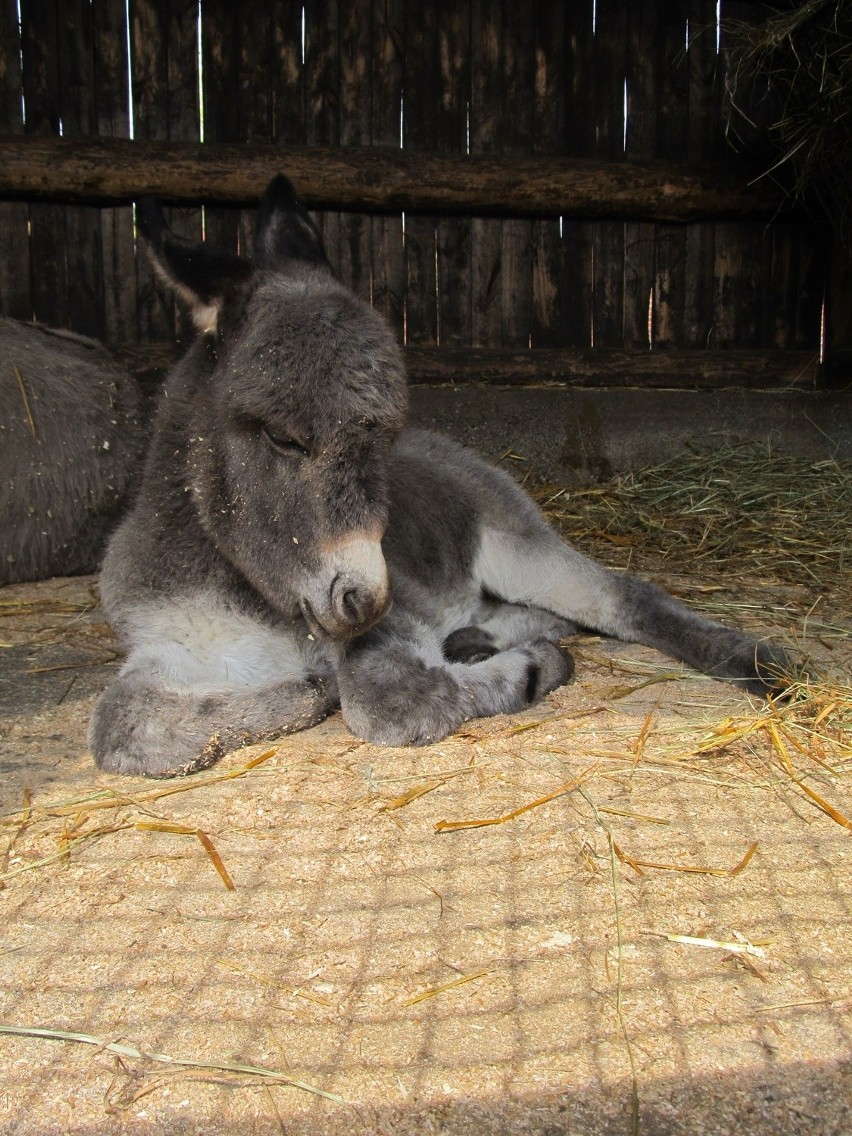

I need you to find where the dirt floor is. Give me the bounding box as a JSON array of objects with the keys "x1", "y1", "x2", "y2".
[{"x1": 1, "y1": 547, "x2": 850, "y2": 1135}]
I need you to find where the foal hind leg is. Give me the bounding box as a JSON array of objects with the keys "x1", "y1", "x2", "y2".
[
  {"x1": 443, "y1": 604, "x2": 576, "y2": 664},
  {"x1": 473, "y1": 525, "x2": 790, "y2": 694},
  {"x1": 89, "y1": 672, "x2": 336, "y2": 777}
]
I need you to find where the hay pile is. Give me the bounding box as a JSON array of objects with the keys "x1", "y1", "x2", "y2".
[
  {"x1": 537, "y1": 439, "x2": 851, "y2": 596},
  {"x1": 724, "y1": 0, "x2": 852, "y2": 244}
]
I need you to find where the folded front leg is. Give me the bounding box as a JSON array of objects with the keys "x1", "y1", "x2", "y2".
[
  {"x1": 89, "y1": 671, "x2": 338, "y2": 777},
  {"x1": 338, "y1": 624, "x2": 573, "y2": 747}
]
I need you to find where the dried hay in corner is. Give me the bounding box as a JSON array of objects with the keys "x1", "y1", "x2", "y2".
[
  {"x1": 535, "y1": 439, "x2": 851, "y2": 599},
  {"x1": 723, "y1": 0, "x2": 852, "y2": 245}
]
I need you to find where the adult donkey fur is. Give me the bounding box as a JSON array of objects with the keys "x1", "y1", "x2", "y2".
[
  {"x1": 0, "y1": 319, "x2": 144, "y2": 584},
  {"x1": 90, "y1": 176, "x2": 789, "y2": 777}
]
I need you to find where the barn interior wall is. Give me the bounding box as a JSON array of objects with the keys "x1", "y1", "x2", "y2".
[{"x1": 0, "y1": 0, "x2": 830, "y2": 360}]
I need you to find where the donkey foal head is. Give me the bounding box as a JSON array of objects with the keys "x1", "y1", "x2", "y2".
[{"x1": 139, "y1": 176, "x2": 407, "y2": 639}]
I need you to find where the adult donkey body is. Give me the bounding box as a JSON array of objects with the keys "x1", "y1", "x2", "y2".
[{"x1": 90, "y1": 176, "x2": 788, "y2": 777}]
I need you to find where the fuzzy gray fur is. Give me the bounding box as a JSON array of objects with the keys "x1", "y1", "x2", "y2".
[
  {"x1": 89, "y1": 176, "x2": 790, "y2": 776},
  {"x1": 0, "y1": 319, "x2": 145, "y2": 583}
]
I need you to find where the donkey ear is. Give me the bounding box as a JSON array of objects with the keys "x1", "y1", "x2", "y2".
[
  {"x1": 254, "y1": 175, "x2": 332, "y2": 272},
  {"x1": 136, "y1": 198, "x2": 253, "y2": 334}
]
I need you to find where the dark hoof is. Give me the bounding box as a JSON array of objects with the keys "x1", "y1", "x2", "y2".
[{"x1": 443, "y1": 625, "x2": 499, "y2": 665}]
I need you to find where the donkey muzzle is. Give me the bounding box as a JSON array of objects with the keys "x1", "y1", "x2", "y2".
[{"x1": 303, "y1": 535, "x2": 391, "y2": 639}]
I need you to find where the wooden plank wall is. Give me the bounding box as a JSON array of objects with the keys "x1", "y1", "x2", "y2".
[{"x1": 0, "y1": 0, "x2": 826, "y2": 357}]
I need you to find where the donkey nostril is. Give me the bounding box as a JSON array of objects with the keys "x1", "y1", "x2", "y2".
[
  {"x1": 330, "y1": 574, "x2": 389, "y2": 632},
  {"x1": 341, "y1": 588, "x2": 362, "y2": 623},
  {"x1": 331, "y1": 576, "x2": 369, "y2": 628}
]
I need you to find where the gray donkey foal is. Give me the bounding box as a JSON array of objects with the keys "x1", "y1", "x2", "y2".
[{"x1": 90, "y1": 176, "x2": 787, "y2": 776}]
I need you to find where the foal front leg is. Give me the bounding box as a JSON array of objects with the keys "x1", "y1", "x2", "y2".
[
  {"x1": 473, "y1": 525, "x2": 790, "y2": 694},
  {"x1": 89, "y1": 672, "x2": 337, "y2": 777},
  {"x1": 337, "y1": 624, "x2": 572, "y2": 747}
]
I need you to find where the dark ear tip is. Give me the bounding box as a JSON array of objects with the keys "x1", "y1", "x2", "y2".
[
  {"x1": 136, "y1": 197, "x2": 165, "y2": 248},
  {"x1": 263, "y1": 174, "x2": 300, "y2": 209},
  {"x1": 254, "y1": 171, "x2": 329, "y2": 270}
]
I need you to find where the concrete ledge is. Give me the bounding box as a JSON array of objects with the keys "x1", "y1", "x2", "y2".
[{"x1": 410, "y1": 384, "x2": 852, "y2": 481}]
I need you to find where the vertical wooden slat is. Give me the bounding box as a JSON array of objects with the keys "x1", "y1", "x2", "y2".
[
  {"x1": 530, "y1": 0, "x2": 567, "y2": 348},
  {"x1": 713, "y1": 220, "x2": 770, "y2": 348},
  {"x1": 592, "y1": 0, "x2": 628, "y2": 348},
  {"x1": 500, "y1": 0, "x2": 534, "y2": 348},
  {"x1": 237, "y1": 4, "x2": 279, "y2": 254},
  {"x1": 93, "y1": 0, "x2": 137, "y2": 344},
  {"x1": 201, "y1": 1, "x2": 242, "y2": 256},
  {"x1": 767, "y1": 220, "x2": 824, "y2": 352},
  {"x1": 654, "y1": 0, "x2": 690, "y2": 348},
  {"x1": 164, "y1": 0, "x2": 202, "y2": 257},
  {"x1": 20, "y1": 0, "x2": 68, "y2": 329},
  {"x1": 469, "y1": 0, "x2": 502, "y2": 346},
  {"x1": 0, "y1": 0, "x2": 32, "y2": 321},
  {"x1": 683, "y1": 0, "x2": 717, "y2": 347},
  {"x1": 270, "y1": 2, "x2": 315, "y2": 282},
  {"x1": 131, "y1": 0, "x2": 201, "y2": 342},
  {"x1": 338, "y1": 0, "x2": 372, "y2": 303},
  {"x1": 304, "y1": 0, "x2": 341, "y2": 275},
  {"x1": 240, "y1": 5, "x2": 275, "y2": 143},
  {"x1": 561, "y1": 2, "x2": 596, "y2": 348},
  {"x1": 403, "y1": 4, "x2": 438, "y2": 344},
  {"x1": 370, "y1": 0, "x2": 405, "y2": 341},
  {"x1": 434, "y1": 0, "x2": 470, "y2": 347},
  {"x1": 715, "y1": 2, "x2": 765, "y2": 350},
  {"x1": 202, "y1": 0, "x2": 278, "y2": 258},
  {"x1": 623, "y1": 1, "x2": 657, "y2": 350},
  {"x1": 57, "y1": 0, "x2": 102, "y2": 339},
  {"x1": 131, "y1": 0, "x2": 175, "y2": 340},
  {"x1": 793, "y1": 225, "x2": 826, "y2": 354},
  {"x1": 825, "y1": 240, "x2": 852, "y2": 378},
  {"x1": 271, "y1": 0, "x2": 306, "y2": 147},
  {"x1": 767, "y1": 223, "x2": 797, "y2": 350}
]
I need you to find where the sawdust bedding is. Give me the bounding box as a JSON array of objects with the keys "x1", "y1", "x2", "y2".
[{"x1": 1, "y1": 446, "x2": 850, "y2": 1136}]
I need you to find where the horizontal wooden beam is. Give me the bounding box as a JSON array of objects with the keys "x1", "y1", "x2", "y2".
[
  {"x1": 115, "y1": 342, "x2": 819, "y2": 389},
  {"x1": 405, "y1": 347, "x2": 820, "y2": 388},
  {"x1": 0, "y1": 136, "x2": 781, "y2": 221}
]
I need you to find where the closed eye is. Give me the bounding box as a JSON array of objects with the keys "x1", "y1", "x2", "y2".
[{"x1": 262, "y1": 425, "x2": 311, "y2": 457}]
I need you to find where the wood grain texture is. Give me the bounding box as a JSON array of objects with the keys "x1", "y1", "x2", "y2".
[
  {"x1": 404, "y1": 345, "x2": 819, "y2": 388},
  {"x1": 0, "y1": 0, "x2": 31, "y2": 321},
  {"x1": 369, "y1": 0, "x2": 405, "y2": 342},
  {"x1": 0, "y1": 0, "x2": 825, "y2": 371},
  {"x1": 0, "y1": 135, "x2": 783, "y2": 220}
]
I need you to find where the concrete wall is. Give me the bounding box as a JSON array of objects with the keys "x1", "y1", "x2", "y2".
[{"x1": 410, "y1": 385, "x2": 852, "y2": 482}]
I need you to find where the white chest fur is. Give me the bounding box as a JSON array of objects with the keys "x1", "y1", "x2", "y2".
[{"x1": 119, "y1": 594, "x2": 332, "y2": 690}]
